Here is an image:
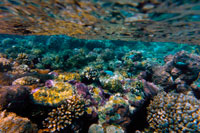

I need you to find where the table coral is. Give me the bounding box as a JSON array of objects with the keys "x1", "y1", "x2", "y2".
[
  {"x1": 147, "y1": 91, "x2": 200, "y2": 132},
  {"x1": 42, "y1": 95, "x2": 85, "y2": 132}
]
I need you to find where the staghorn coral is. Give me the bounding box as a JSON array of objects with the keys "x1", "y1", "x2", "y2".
[
  {"x1": 12, "y1": 76, "x2": 40, "y2": 86},
  {"x1": 0, "y1": 110, "x2": 38, "y2": 133},
  {"x1": 147, "y1": 91, "x2": 200, "y2": 132},
  {"x1": 32, "y1": 81, "x2": 74, "y2": 106},
  {"x1": 42, "y1": 95, "x2": 85, "y2": 132}
]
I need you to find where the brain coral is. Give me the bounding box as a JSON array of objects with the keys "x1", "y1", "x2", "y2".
[
  {"x1": 43, "y1": 95, "x2": 85, "y2": 132},
  {"x1": 147, "y1": 91, "x2": 200, "y2": 132}
]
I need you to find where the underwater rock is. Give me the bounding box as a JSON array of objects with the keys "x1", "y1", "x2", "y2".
[
  {"x1": 12, "y1": 76, "x2": 40, "y2": 86},
  {"x1": 143, "y1": 51, "x2": 200, "y2": 93},
  {"x1": 0, "y1": 85, "x2": 30, "y2": 111},
  {"x1": 0, "y1": 110, "x2": 38, "y2": 132},
  {"x1": 0, "y1": 73, "x2": 16, "y2": 85},
  {"x1": 43, "y1": 96, "x2": 85, "y2": 132},
  {"x1": 151, "y1": 66, "x2": 174, "y2": 90},
  {"x1": 141, "y1": 79, "x2": 161, "y2": 97},
  {"x1": 147, "y1": 91, "x2": 200, "y2": 132}
]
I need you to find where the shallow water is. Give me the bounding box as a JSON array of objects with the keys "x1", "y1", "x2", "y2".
[{"x1": 0, "y1": 0, "x2": 200, "y2": 133}]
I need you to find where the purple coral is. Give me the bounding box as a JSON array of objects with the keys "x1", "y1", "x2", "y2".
[{"x1": 45, "y1": 80, "x2": 54, "y2": 88}]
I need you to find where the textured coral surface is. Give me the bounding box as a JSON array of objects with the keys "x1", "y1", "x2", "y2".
[{"x1": 147, "y1": 92, "x2": 200, "y2": 132}]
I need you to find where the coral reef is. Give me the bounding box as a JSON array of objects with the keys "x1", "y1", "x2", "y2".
[
  {"x1": 0, "y1": 33, "x2": 200, "y2": 132},
  {"x1": 42, "y1": 96, "x2": 85, "y2": 132},
  {"x1": 0, "y1": 110, "x2": 38, "y2": 132},
  {"x1": 147, "y1": 91, "x2": 200, "y2": 132}
]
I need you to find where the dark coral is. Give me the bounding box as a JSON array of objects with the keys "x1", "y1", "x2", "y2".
[{"x1": 0, "y1": 85, "x2": 31, "y2": 112}]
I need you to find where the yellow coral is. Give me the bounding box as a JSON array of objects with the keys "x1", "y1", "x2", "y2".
[
  {"x1": 33, "y1": 82, "x2": 74, "y2": 106},
  {"x1": 57, "y1": 72, "x2": 80, "y2": 81}
]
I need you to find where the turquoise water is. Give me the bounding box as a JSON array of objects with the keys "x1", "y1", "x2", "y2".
[{"x1": 1, "y1": 34, "x2": 199, "y2": 70}]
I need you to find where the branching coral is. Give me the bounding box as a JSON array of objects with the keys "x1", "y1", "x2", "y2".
[{"x1": 43, "y1": 95, "x2": 85, "y2": 132}]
